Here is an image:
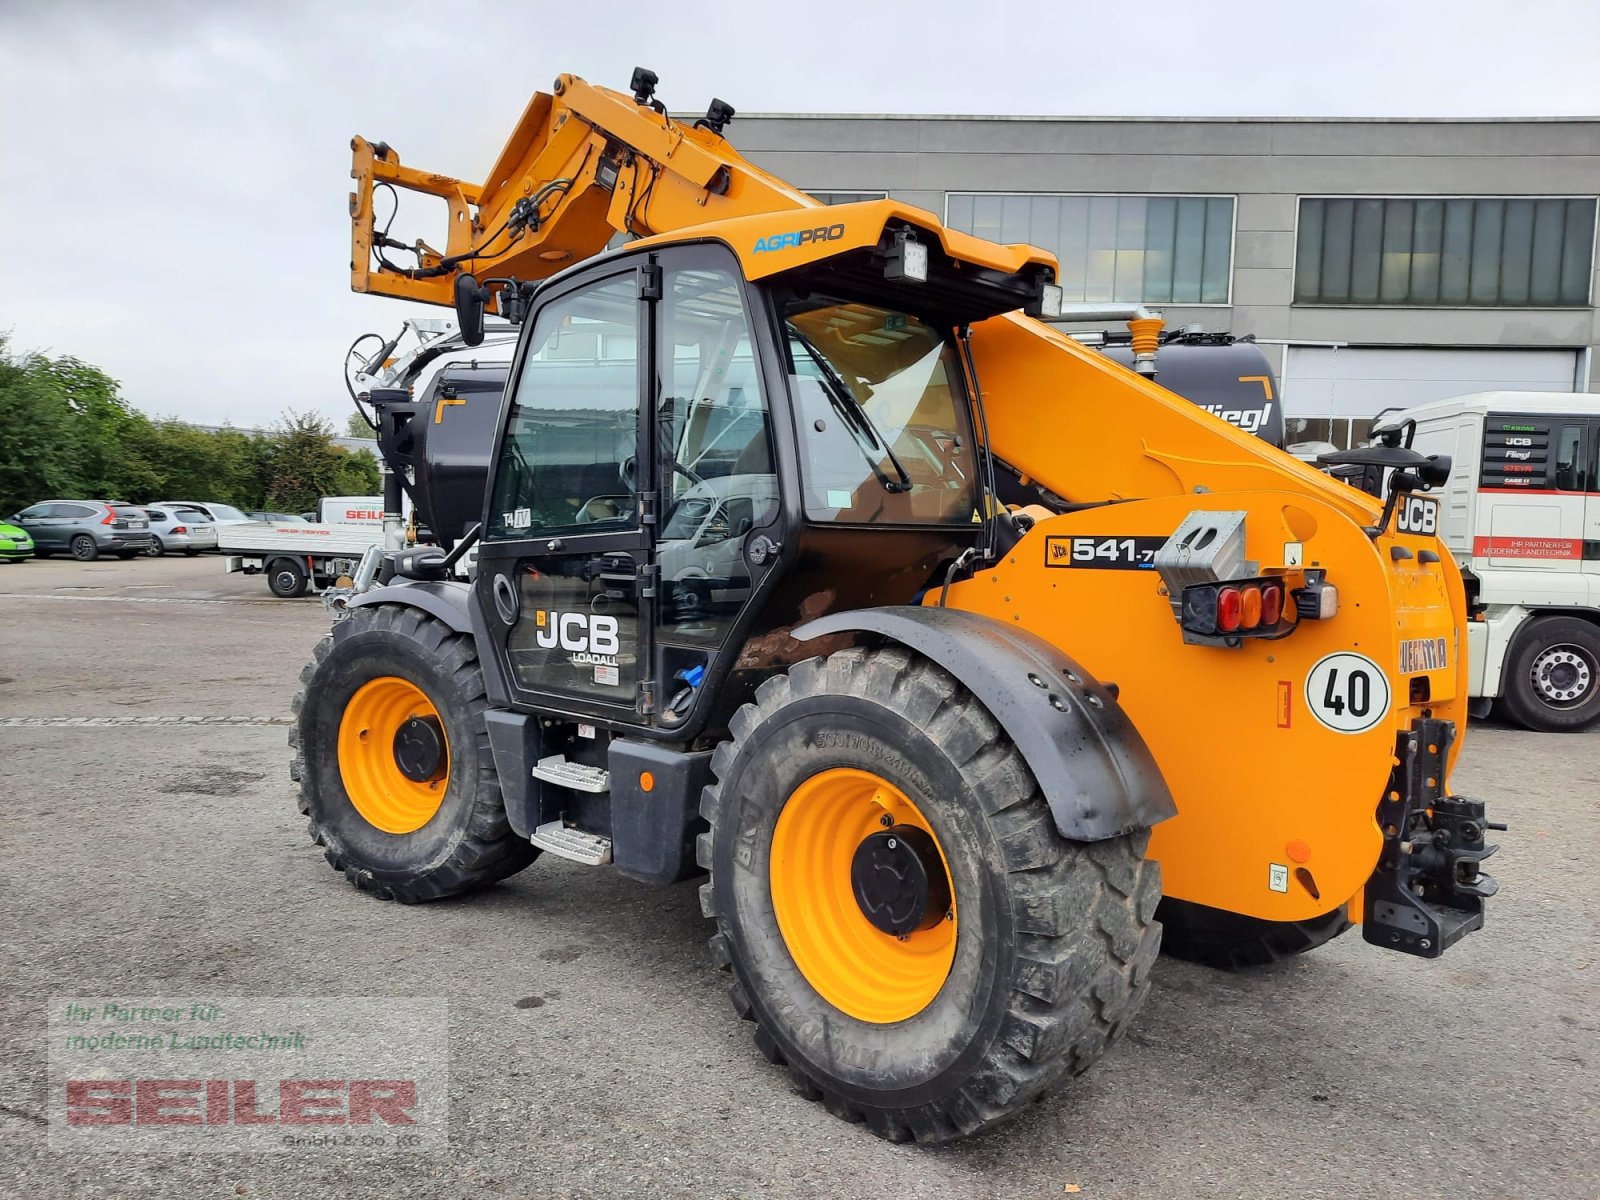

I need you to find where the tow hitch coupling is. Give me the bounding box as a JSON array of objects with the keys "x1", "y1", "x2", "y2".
[{"x1": 1364, "y1": 717, "x2": 1503, "y2": 958}]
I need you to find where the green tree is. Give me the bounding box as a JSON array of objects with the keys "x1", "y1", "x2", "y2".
[
  {"x1": 345, "y1": 411, "x2": 377, "y2": 439},
  {"x1": 259, "y1": 410, "x2": 380, "y2": 512},
  {"x1": 42, "y1": 354, "x2": 157, "y2": 501},
  {"x1": 0, "y1": 336, "x2": 78, "y2": 514}
]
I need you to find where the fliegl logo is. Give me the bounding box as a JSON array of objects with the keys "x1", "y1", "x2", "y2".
[
  {"x1": 1201, "y1": 401, "x2": 1274, "y2": 435},
  {"x1": 534, "y1": 610, "x2": 620, "y2": 666},
  {"x1": 753, "y1": 223, "x2": 846, "y2": 253}
]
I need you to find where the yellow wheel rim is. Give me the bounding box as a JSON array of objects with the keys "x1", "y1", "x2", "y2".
[
  {"x1": 336, "y1": 676, "x2": 449, "y2": 834},
  {"x1": 769, "y1": 767, "x2": 958, "y2": 1024}
]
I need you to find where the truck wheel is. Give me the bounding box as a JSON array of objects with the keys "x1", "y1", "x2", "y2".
[
  {"x1": 70, "y1": 535, "x2": 98, "y2": 562},
  {"x1": 697, "y1": 646, "x2": 1161, "y2": 1142},
  {"x1": 290, "y1": 604, "x2": 536, "y2": 902},
  {"x1": 1155, "y1": 897, "x2": 1351, "y2": 969},
  {"x1": 1500, "y1": 615, "x2": 1600, "y2": 732},
  {"x1": 267, "y1": 557, "x2": 309, "y2": 598}
]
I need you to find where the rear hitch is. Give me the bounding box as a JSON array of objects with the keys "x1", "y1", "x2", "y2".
[{"x1": 1363, "y1": 717, "x2": 1503, "y2": 958}]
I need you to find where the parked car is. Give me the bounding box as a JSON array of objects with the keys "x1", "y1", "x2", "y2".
[
  {"x1": 0, "y1": 519, "x2": 34, "y2": 562},
  {"x1": 141, "y1": 507, "x2": 218, "y2": 557},
  {"x1": 245, "y1": 510, "x2": 300, "y2": 523},
  {"x1": 149, "y1": 501, "x2": 252, "y2": 527},
  {"x1": 8, "y1": 500, "x2": 154, "y2": 560}
]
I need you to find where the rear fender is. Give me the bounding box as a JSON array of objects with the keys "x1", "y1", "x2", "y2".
[{"x1": 792, "y1": 606, "x2": 1175, "y2": 841}]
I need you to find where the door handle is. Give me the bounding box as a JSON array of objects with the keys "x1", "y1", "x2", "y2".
[{"x1": 492, "y1": 573, "x2": 519, "y2": 625}]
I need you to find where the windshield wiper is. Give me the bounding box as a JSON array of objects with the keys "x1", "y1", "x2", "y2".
[{"x1": 789, "y1": 330, "x2": 912, "y2": 494}]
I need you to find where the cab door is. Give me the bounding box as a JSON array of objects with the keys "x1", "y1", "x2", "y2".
[{"x1": 475, "y1": 262, "x2": 656, "y2": 720}]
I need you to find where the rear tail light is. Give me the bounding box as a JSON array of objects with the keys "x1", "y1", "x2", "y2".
[
  {"x1": 102, "y1": 510, "x2": 116, "y2": 525},
  {"x1": 1182, "y1": 577, "x2": 1292, "y2": 641},
  {"x1": 1216, "y1": 586, "x2": 1243, "y2": 633},
  {"x1": 172, "y1": 525, "x2": 187, "y2": 535}
]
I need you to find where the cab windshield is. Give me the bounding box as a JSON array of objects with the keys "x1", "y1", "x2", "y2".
[{"x1": 785, "y1": 301, "x2": 978, "y2": 525}]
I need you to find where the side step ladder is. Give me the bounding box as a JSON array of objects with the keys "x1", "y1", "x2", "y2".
[
  {"x1": 531, "y1": 755, "x2": 610, "y2": 792},
  {"x1": 528, "y1": 755, "x2": 612, "y2": 865}
]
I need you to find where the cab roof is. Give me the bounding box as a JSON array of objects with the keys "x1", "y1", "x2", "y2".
[{"x1": 629, "y1": 198, "x2": 1057, "y2": 283}]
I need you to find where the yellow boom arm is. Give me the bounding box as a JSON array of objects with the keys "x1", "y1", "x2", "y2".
[{"x1": 350, "y1": 73, "x2": 818, "y2": 307}]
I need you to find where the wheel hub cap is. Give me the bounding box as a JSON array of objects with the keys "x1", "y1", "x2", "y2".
[
  {"x1": 393, "y1": 715, "x2": 447, "y2": 783},
  {"x1": 1531, "y1": 645, "x2": 1594, "y2": 705},
  {"x1": 850, "y1": 827, "x2": 951, "y2": 937}
]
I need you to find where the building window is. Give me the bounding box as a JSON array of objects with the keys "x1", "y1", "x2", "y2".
[
  {"x1": 808, "y1": 191, "x2": 888, "y2": 205},
  {"x1": 945, "y1": 193, "x2": 1234, "y2": 304},
  {"x1": 1295, "y1": 197, "x2": 1597, "y2": 307}
]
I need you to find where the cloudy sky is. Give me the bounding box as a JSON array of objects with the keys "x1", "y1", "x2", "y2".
[{"x1": 2, "y1": 0, "x2": 1598, "y2": 427}]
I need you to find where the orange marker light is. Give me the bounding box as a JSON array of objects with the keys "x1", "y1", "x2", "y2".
[
  {"x1": 1217, "y1": 586, "x2": 1243, "y2": 633},
  {"x1": 1240, "y1": 585, "x2": 1263, "y2": 630},
  {"x1": 639, "y1": 771, "x2": 655, "y2": 793}
]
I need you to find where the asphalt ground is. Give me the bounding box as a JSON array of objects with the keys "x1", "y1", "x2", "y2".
[{"x1": 0, "y1": 554, "x2": 1595, "y2": 1199}]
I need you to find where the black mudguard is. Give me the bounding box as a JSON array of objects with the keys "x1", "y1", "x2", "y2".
[
  {"x1": 793, "y1": 606, "x2": 1175, "y2": 841},
  {"x1": 346, "y1": 578, "x2": 475, "y2": 634}
]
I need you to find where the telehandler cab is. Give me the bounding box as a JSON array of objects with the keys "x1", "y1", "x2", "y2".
[{"x1": 293, "y1": 68, "x2": 1501, "y2": 1142}]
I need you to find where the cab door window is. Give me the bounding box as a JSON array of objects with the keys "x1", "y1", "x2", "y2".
[
  {"x1": 1554, "y1": 422, "x2": 1589, "y2": 491},
  {"x1": 486, "y1": 274, "x2": 642, "y2": 541},
  {"x1": 656, "y1": 259, "x2": 777, "y2": 645}
]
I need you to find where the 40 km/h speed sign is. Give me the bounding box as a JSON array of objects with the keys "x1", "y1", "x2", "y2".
[{"x1": 1304, "y1": 652, "x2": 1391, "y2": 734}]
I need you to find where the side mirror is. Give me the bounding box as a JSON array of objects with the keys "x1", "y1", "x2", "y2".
[{"x1": 454, "y1": 273, "x2": 489, "y2": 347}]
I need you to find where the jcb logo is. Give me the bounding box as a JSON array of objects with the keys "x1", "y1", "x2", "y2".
[
  {"x1": 535, "y1": 610, "x2": 619, "y2": 659},
  {"x1": 1396, "y1": 495, "x2": 1438, "y2": 536}
]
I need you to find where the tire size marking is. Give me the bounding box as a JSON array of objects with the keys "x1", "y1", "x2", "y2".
[
  {"x1": 1395, "y1": 494, "x2": 1438, "y2": 536},
  {"x1": 1044, "y1": 535, "x2": 1165, "y2": 570},
  {"x1": 1304, "y1": 653, "x2": 1391, "y2": 734}
]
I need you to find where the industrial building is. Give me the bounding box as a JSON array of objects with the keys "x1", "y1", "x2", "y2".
[{"x1": 731, "y1": 114, "x2": 1600, "y2": 452}]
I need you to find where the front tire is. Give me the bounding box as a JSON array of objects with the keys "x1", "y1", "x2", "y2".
[
  {"x1": 698, "y1": 647, "x2": 1161, "y2": 1142},
  {"x1": 147, "y1": 536, "x2": 166, "y2": 557},
  {"x1": 1499, "y1": 615, "x2": 1600, "y2": 732},
  {"x1": 290, "y1": 604, "x2": 536, "y2": 902}
]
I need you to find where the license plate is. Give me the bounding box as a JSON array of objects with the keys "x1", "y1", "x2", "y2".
[
  {"x1": 1394, "y1": 494, "x2": 1438, "y2": 536},
  {"x1": 1399, "y1": 636, "x2": 1448, "y2": 673}
]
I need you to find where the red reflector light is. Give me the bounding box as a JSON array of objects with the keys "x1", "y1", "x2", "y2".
[
  {"x1": 1261, "y1": 582, "x2": 1283, "y2": 626},
  {"x1": 1217, "y1": 586, "x2": 1243, "y2": 632},
  {"x1": 1240, "y1": 586, "x2": 1263, "y2": 630}
]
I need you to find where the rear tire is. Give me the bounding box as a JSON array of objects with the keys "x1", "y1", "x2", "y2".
[
  {"x1": 183, "y1": 548, "x2": 200, "y2": 557},
  {"x1": 1155, "y1": 897, "x2": 1351, "y2": 969},
  {"x1": 70, "y1": 535, "x2": 97, "y2": 562},
  {"x1": 698, "y1": 646, "x2": 1161, "y2": 1142},
  {"x1": 267, "y1": 557, "x2": 310, "y2": 598},
  {"x1": 1499, "y1": 615, "x2": 1600, "y2": 732},
  {"x1": 290, "y1": 604, "x2": 536, "y2": 902},
  {"x1": 117, "y1": 549, "x2": 138, "y2": 560}
]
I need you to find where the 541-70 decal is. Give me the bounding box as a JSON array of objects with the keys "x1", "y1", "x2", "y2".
[{"x1": 1044, "y1": 535, "x2": 1167, "y2": 570}]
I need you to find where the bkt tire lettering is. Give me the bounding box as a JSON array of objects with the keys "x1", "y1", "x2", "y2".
[
  {"x1": 535, "y1": 612, "x2": 620, "y2": 655},
  {"x1": 753, "y1": 224, "x2": 846, "y2": 253}
]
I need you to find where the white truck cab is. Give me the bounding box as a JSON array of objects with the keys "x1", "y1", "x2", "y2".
[{"x1": 1395, "y1": 391, "x2": 1600, "y2": 730}]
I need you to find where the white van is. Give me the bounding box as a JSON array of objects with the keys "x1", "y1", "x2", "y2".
[{"x1": 1397, "y1": 391, "x2": 1600, "y2": 730}]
